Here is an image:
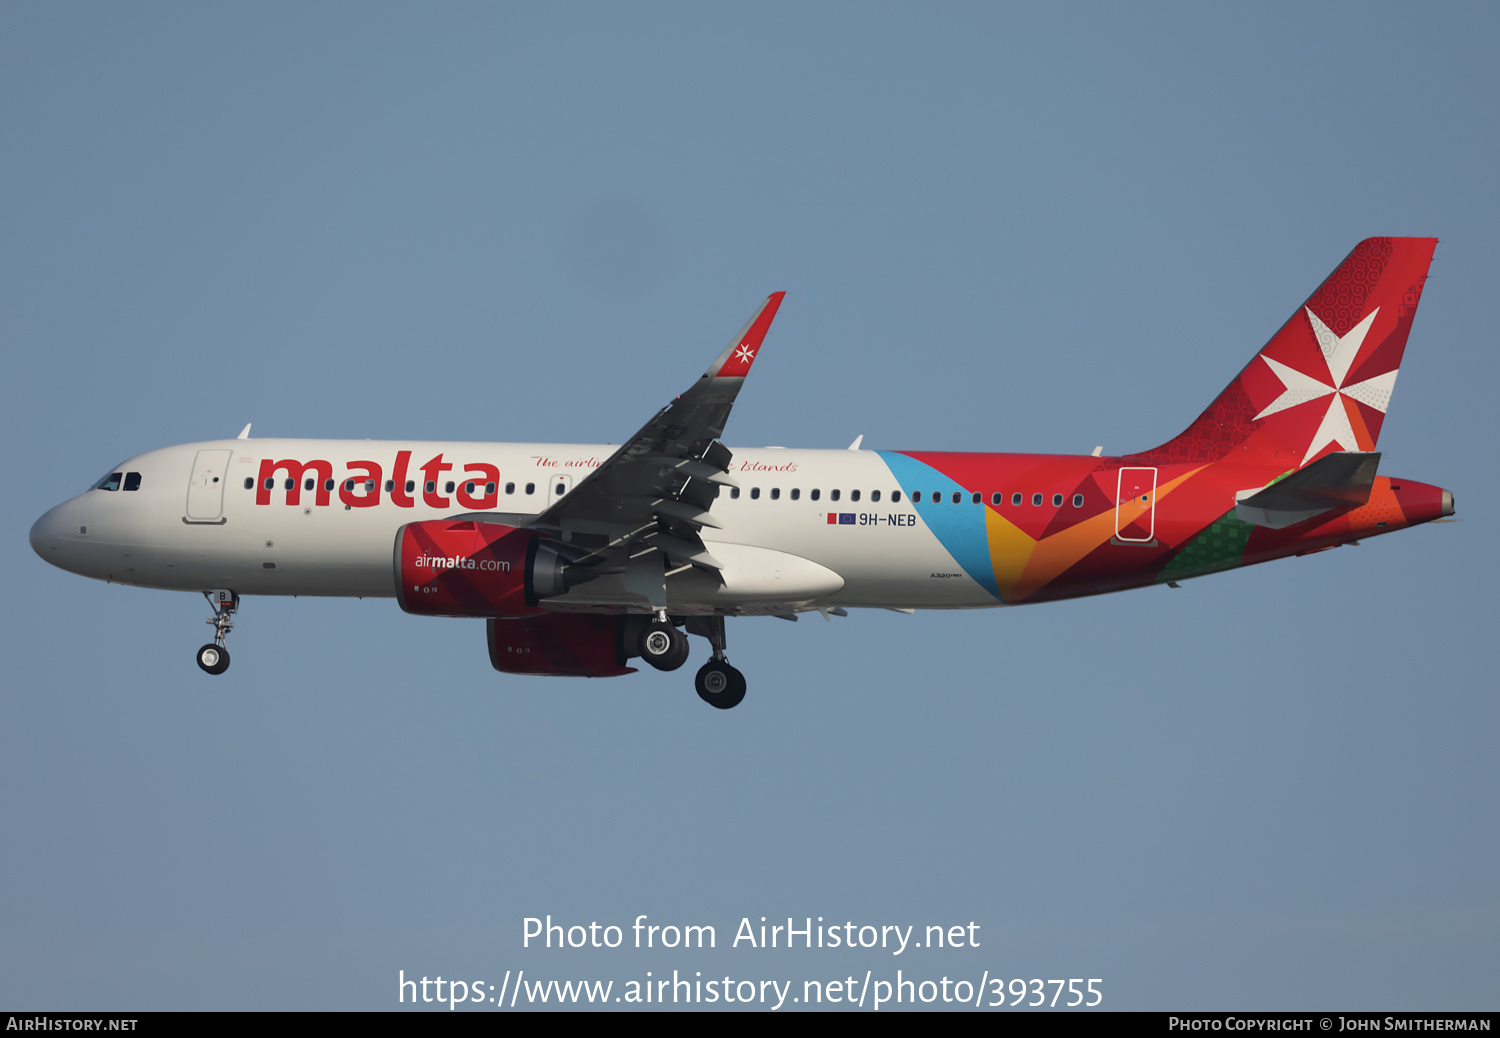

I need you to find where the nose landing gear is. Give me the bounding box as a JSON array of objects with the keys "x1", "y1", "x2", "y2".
[{"x1": 196, "y1": 589, "x2": 237, "y2": 675}]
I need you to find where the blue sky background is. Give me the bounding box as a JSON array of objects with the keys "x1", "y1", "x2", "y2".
[{"x1": 2, "y1": 3, "x2": 1495, "y2": 1011}]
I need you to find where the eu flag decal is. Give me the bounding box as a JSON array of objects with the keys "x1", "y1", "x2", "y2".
[{"x1": 839, "y1": 513, "x2": 856, "y2": 525}]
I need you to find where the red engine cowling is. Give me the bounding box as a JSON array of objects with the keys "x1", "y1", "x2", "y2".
[
  {"x1": 394, "y1": 520, "x2": 565, "y2": 618},
  {"x1": 488, "y1": 614, "x2": 638, "y2": 677}
]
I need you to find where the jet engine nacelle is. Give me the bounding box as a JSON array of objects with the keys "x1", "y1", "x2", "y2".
[
  {"x1": 394, "y1": 519, "x2": 565, "y2": 618},
  {"x1": 487, "y1": 614, "x2": 638, "y2": 677}
]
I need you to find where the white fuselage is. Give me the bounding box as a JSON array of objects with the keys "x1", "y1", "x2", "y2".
[{"x1": 30, "y1": 439, "x2": 996, "y2": 614}]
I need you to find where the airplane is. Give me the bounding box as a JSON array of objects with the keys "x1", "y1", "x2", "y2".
[{"x1": 29, "y1": 237, "x2": 1453, "y2": 709}]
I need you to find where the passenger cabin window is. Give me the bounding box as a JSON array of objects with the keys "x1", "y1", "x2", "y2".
[
  {"x1": 891, "y1": 491, "x2": 902, "y2": 503},
  {"x1": 486, "y1": 482, "x2": 496, "y2": 495},
  {"x1": 365, "y1": 480, "x2": 376, "y2": 492},
  {"x1": 972, "y1": 492, "x2": 981, "y2": 504},
  {"x1": 344, "y1": 479, "x2": 355, "y2": 492},
  {"x1": 385, "y1": 480, "x2": 395, "y2": 492},
  {"x1": 465, "y1": 481, "x2": 476, "y2": 495},
  {"x1": 1052, "y1": 493, "x2": 1063, "y2": 507},
  {"x1": 831, "y1": 489, "x2": 841, "y2": 502},
  {"x1": 1012, "y1": 492, "x2": 1022, "y2": 506},
  {"x1": 406, "y1": 480, "x2": 416, "y2": 494},
  {"x1": 770, "y1": 488, "x2": 780, "y2": 500},
  {"x1": 1073, "y1": 494, "x2": 1084, "y2": 507},
  {"x1": 555, "y1": 482, "x2": 566, "y2": 496},
  {"x1": 912, "y1": 491, "x2": 921, "y2": 503},
  {"x1": 305, "y1": 478, "x2": 316, "y2": 491},
  {"x1": 731, "y1": 487, "x2": 741, "y2": 499},
  {"x1": 244, "y1": 477, "x2": 254, "y2": 490},
  {"x1": 871, "y1": 490, "x2": 880, "y2": 503},
  {"x1": 850, "y1": 489, "x2": 860, "y2": 502},
  {"x1": 750, "y1": 487, "x2": 761, "y2": 500},
  {"x1": 284, "y1": 478, "x2": 295, "y2": 491},
  {"x1": 506, "y1": 482, "x2": 515, "y2": 495},
  {"x1": 1032, "y1": 493, "x2": 1043, "y2": 506},
  {"x1": 123, "y1": 472, "x2": 142, "y2": 491},
  {"x1": 810, "y1": 489, "x2": 820, "y2": 501},
  {"x1": 324, "y1": 479, "x2": 335, "y2": 492},
  {"x1": 444, "y1": 481, "x2": 455, "y2": 494},
  {"x1": 952, "y1": 492, "x2": 962, "y2": 504},
  {"x1": 525, "y1": 483, "x2": 535, "y2": 495},
  {"x1": 932, "y1": 490, "x2": 942, "y2": 503},
  {"x1": 790, "y1": 488, "x2": 800, "y2": 501},
  {"x1": 991, "y1": 492, "x2": 1003, "y2": 505},
  {"x1": 425, "y1": 481, "x2": 436, "y2": 494},
  {"x1": 262, "y1": 477, "x2": 274, "y2": 491}
]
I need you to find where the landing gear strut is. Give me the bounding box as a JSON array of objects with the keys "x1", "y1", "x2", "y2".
[
  {"x1": 196, "y1": 589, "x2": 237, "y2": 675},
  {"x1": 688, "y1": 615, "x2": 746, "y2": 709}
]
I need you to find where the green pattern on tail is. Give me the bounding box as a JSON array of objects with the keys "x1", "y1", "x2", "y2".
[{"x1": 1156, "y1": 510, "x2": 1256, "y2": 583}]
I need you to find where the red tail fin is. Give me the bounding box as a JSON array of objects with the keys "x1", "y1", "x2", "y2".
[{"x1": 1137, "y1": 238, "x2": 1437, "y2": 467}]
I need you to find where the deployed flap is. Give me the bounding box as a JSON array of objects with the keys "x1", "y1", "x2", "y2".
[{"x1": 1236, "y1": 451, "x2": 1380, "y2": 529}]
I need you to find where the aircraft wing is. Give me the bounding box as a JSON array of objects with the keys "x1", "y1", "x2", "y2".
[{"x1": 524, "y1": 293, "x2": 786, "y2": 603}]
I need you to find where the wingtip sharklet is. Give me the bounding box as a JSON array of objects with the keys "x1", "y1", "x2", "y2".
[{"x1": 705, "y1": 292, "x2": 786, "y2": 379}]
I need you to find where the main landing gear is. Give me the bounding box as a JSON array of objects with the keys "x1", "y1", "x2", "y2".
[
  {"x1": 638, "y1": 612, "x2": 691, "y2": 672},
  {"x1": 694, "y1": 660, "x2": 746, "y2": 710},
  {"x1": 636, "y1": 612, "x2": 748, "y2": 708},
  {"x1": 687, "y1": 615, "x2": 745, "y2": 710},
  {"x1": 196, "y1": 589, "x2": 237, "y2": 675}
]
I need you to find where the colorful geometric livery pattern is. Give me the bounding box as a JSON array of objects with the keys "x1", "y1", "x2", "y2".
[
  {"x1": 878, "y1": 451, "x2": 1449, "y2": 604},
  {"x1": 873, "y1": 235, "x2": 1444, "y2": 604}
]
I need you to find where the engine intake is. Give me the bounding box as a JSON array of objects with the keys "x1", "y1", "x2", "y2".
[{"x1": 394, "y1": 519, "x2": 565, "y2": 618}]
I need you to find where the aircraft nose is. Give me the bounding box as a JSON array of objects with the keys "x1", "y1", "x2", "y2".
[{"x1": 29, "y1": 501, "x2": 72, "y2": 564}]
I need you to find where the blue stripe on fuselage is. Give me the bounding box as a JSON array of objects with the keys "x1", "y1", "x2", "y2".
[{"x1": 877, "y1": 451, "x2": 1000, "y2": 601}]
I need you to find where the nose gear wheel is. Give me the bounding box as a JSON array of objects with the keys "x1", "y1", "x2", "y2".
[{"x1": 196, "y1": 643, "x2": 230, "y2": 675}]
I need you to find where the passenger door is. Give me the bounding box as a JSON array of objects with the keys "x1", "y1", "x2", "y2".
[{"x1": 186, "y1": 449, "x2": 233, "y2": 522}]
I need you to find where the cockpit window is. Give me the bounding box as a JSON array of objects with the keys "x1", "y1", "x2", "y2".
[
  {"x1": 93, "y1": 472, "x2": 123, "y2": 491},
  {"x1": 123, "y1": 472, "x2": 142, "y2": 491}
]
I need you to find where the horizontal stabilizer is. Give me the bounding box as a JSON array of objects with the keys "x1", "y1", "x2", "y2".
[{"x1": 1235, "y1": 451, "x2": 1380, "y2": 529}]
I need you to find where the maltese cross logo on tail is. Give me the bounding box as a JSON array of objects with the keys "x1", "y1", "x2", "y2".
[
  {"x1": 1254, "y1": 306, "x2": 1399, "y2": 463},
  {"x1": 734, "y1": 344, "x2": 756, "y2": 365}
]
